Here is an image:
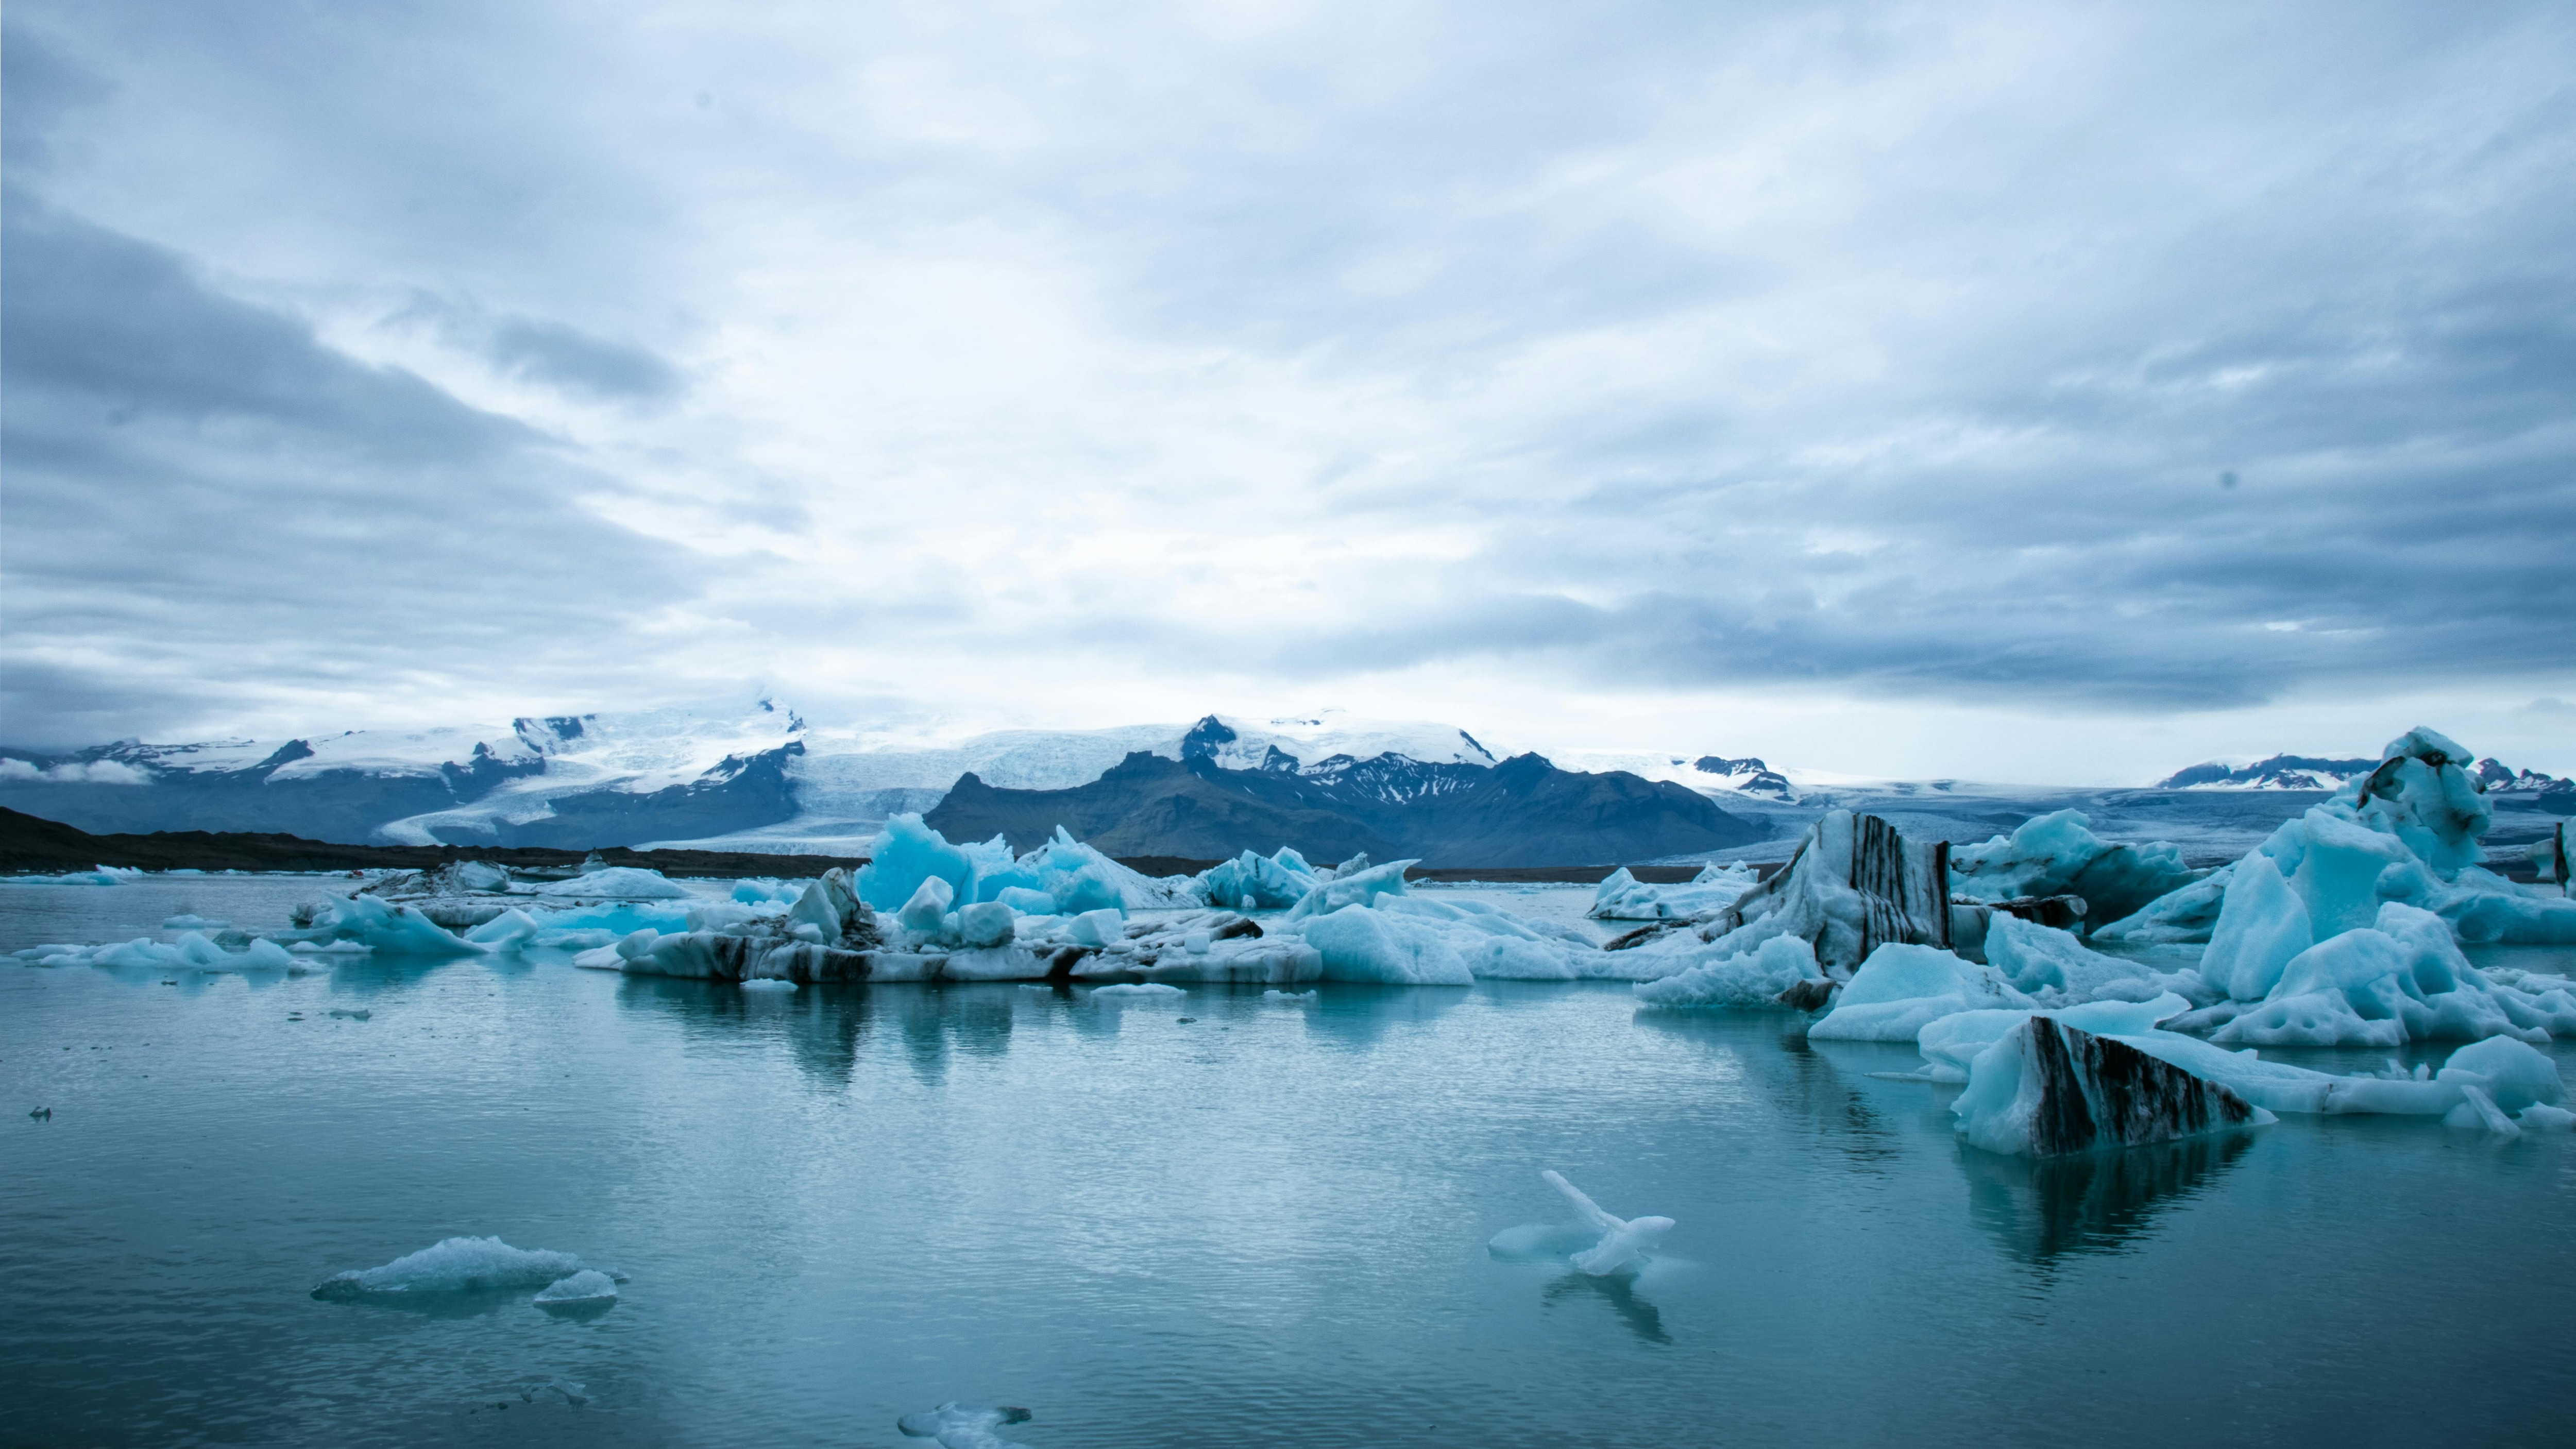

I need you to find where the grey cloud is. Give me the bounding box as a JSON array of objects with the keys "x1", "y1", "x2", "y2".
[
  {"x1": 1, "y1": 22, "x2": 108, "y2": 170},
  {"x1": 486, "y1": 315, "x2": 683, "y2": 403},
  {"x1": 6, "y1": 1, "x2": 2576, "y2": 746},
  {"x1": 0, "y1": 191, "x2": 702, "y2": 744},
  {"x1": 389, "y1": 292, "x2": 685, "y2": 405}
]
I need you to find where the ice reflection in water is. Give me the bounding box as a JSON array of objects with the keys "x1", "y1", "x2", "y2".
[{"x1": 1959, "y1": 1132, "x2": 2258, "y2": 1266}]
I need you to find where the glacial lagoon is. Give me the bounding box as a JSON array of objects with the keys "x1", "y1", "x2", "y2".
[{"x1": 5, "y1": 875, "x2": 2573, "y2": 1448}]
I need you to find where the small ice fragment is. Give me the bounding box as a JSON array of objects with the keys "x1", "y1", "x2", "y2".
[
  {"x1": 1183, "y1": 930, "x2": 1211, "y2": 955},
  {"x1": 1090, "y1": 982, "x2": 1184, "y2": 1000},
  {"x1": 1263, "y1": 989, "x2": 1316, "y2": 1002},
  {"x1": 534, "y1": 1269, "x2": 619, "y2": 1305},
  {"x1": 2445, "y1": 1083, "x2": 2521, "y2": 1137},
  {"x1": 897, "y1": 1403, "x2": 1035, "y2": 1448},
  {"x1": 1544, "y1": 1169, "x2": 1673, "y2": 1276},
  {"x1": 523, "y1": 1378, "x2": 589, "y2": 1406},
  {"x1": 739, "y1": 978, "x2": 796, "y2": 991},
  {"x1": 328, "y1": 1009, "x2": 371, "y2": 1020},
  {"x1": 311, "y1": 1236, "x2": 589, "y2": 1299},
  {"x1": 2518, "y1": 1103, "x2": 2576, "y2": 1131}
]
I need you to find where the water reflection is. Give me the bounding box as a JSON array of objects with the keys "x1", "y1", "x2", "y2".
[
  {"x1": 1959, "y1": 1131, "x2": 2257, "y2": 1267},
  {"x1": 1298, "y1": 985, "x2": 1465, "y2": 1050},
  {"x1": 1542, "y1": 1270, "x2": 1671, "y2": 1345},
  {"x1": 782, "y1": 987, "x2": 876, "y2": 1087},
  {"x1": 1640, "y1": 1014, "x2": 1905, "y2": 1167}
]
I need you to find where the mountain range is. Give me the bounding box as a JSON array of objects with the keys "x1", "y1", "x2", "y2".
[
  {"x1": 6, "y1": 702, "x2": 2569, "y2": 866},
  {"x1": 0, "y1": 705, "x2": 1773, "y2": 864},
  {"x1": 925, "y1": 721, "x2": 1765, "y2": 866},
  {"x1": 2156, "y1": 752, "x2": 2574, "y2": 794}
]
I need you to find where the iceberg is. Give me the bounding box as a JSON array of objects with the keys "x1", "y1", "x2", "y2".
[
  {"x1": 1689, "y1": 811, "x2": 1952, "y2": 975},
  {"x1": 1952, "y1": 1016, "x2": 2273, "y2": 1157},
  {"x1": 1632, "y1": 935, "x2": 1824, "y2": 1010},
  {"x1": 1194, "y1": 847, "x2": 1320, "y2": 910},
  {"x1": 322, "y1": 894, "x2": 488, "y2": 958},
  {"x1": 1297, "y1": 903, "x2": 1477, "y2": 985},
  {"x1": 312, "y1": 1236, "x2": 606, "y2": 1300},
  {"x1": 1089, "y1": 981, "x2": 1185, "y2": 1000},
  {"x1": 1487, "y1": 1170, "x2": 1674, "y2": 1277},
  {"x1": 2099, "y1": 725, "x2": 2576, "y2": 1046},
  {"x1": 1916, "y1": 994, "x2": 2195, "y2": 1082},
  {"x1": 1588, "y1": 862, "x2": 1761, "y2": 922},
  {"x1": 1949, "y1": 810, "x2": 2203, "y2": 934},
  {"x1": 532, "y1": 866, "x2": 691, "y2": 900},
  {"x1": 1980, "y1": 913, "x2": 2204, "y2": 1005},
  {"x1": 19, "y1": 932, "x2": 316, "y2": 975},
  {"x1": 533, "y1": 1269, "x2": 619, "y2": 1305},
  {"x1": 1280, "y1": 857, "x2": 1418, "y2": 922},
  {"x1": 1807, "y1": 944, "x2": 2032, "y2": 1041},
  {"x1": 860, "y1": 816, "x2": 1190, "y2": 917},
  {"x1": 897, "y1": 1404, "x2": 1036, "y2": 1449}
]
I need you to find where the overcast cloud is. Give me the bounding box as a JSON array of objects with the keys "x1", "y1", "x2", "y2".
[{"x1": 4, "y1": 1, "x2": 2571, "y2": 780}]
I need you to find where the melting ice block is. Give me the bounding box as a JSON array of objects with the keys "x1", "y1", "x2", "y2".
[
  {"x1": 897, "y1": 1403, "x2": 1036, "y2": 1449},
  {"x1": 531, "y1": 866, "x2": 691, "y2": 900},
  {"x1": 534, "y1": 1269, "x2": 619, "y2": 1305},
  {"x1": 1954, "y1": 1017, "x2": 2272, "y2": 1157},
  {"x1": 1490, "y1": 1170, "x2": 1674, "y2": 1277},
  {"x1": 312, "y1": 1236, "x2": 602, "y2": 1299}
]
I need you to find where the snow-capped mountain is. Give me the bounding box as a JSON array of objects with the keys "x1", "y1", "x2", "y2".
[
  {"x1": 2159, "y1": 751, "x2": 2572, "y2": 794},
  {"x1": 0, "y1": 703, "x2": 1562, "y2": 853},
  {"x1": 1543, "y1": 750, "x2": 1801, "y2": 800}
]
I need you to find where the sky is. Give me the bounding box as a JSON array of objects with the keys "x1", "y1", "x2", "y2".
[{"x1": 4, "y1": 1, "x2": 2572, "y2": 785}]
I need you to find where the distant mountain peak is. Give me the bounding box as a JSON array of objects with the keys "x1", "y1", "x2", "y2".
[
  {"x1": 1689, "y1": 755, "x2": 1797, "y2": 800},
  {"x1": 2159, "y1": 750, "x2": 2572, "y2": 793}
]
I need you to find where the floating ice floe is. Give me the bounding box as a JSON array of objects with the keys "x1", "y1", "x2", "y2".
[
  {"x1": 1950, "y1": 1015, "x2": 2273, "y2": 1157},
  {"x1": 13, "y1": 932, "x2": 316, "y2": 974},
  {"x1": 1487, "y1": 1170, "x2": 1674, "y2": 1276},
  {"x1": 531, "y1": 866, "x2": 692, "y2": 900},
  {"x1": 1194, "y1": 846, "x2": 1323, "y2": 910},
  {"x1": 574, "y1": 868, "x2": 883, "y2": 983},
  {"x1": 2, "y1": 865, "x2": 143, "y2": 886},
  {"x1": 1948, "y1": 810, "x2": 2204, "y2": 935},
  {"x1": 1632, "y1": 935, "x2": 1825, "y2": 1010},
  {"x1": 859, "y1": 815, "x2": 1192, "y2": 918},
  {"x1": 533, "y1": 1269, "x2": 619, "y2": 1306},
  {"x1": 897, "y1": 1403, "x2": 1037, "y2": 1449},
  {"x1": 312, "y1": 1236, "x2": 621, "y2": 1300},
  {"x1": 1588, "y1": 861, "x2": 1761, "y2": 922}
]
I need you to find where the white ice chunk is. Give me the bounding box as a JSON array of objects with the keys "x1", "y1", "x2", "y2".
[
  {"x1": 900, "y1": 876, "x2": 956, "y2": 933},
  {"x1": 531, "y1": 866, "x2": 691, "y2": 900},
  {"x1": 1953, "y1": 1016, "x2": 2275, "y2": 1156},
  {"x1": 1294, "y1": 902, "x2": 1473, "y2": 985},
  {"x1": 1632, "y1": 935, "x2": 1823, "y2": 1010},
  {"x1": 312, "y1": 1236, "x2": 591, "y2": 1299},
  {"x1": 1488, "y1": 1170, "x2": 1675, "y2": 1277},
  {"x1": 897, "y1": 1403, "x2": 1036, "y2": 1449},
  {"x1": 1807, "y1": 944, "x2": 2032, "y2": 1041},
  {"x1": 534, "y1": 1269, "x2": 619, "y2": 1304},
  {"x1": 465, "y1": 908, "x2": 540, "y2": 948}
]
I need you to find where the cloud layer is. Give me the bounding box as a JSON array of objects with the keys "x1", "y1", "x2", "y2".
[{"x1": 5, "y1": 2, "x2": 2572, "y2": 777}]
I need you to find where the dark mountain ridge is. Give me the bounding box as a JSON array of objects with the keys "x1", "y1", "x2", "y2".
[{"x1": 925, "y1": 749, "x2": 1766, "y2": 866}]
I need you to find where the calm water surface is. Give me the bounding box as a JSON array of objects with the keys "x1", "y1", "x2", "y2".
[{"x1": 4, "y1": 877, "x2": 2573, "y2": 1448}]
